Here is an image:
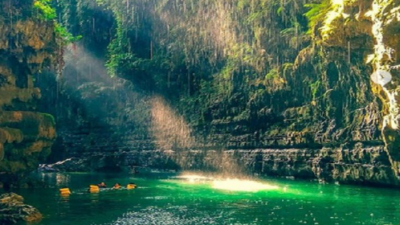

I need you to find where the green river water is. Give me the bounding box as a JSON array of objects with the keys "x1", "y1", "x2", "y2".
[{"x1": 6, "y1": 172, "x2": 400, "y2": 225}]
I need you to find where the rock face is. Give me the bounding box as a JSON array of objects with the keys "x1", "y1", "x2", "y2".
[
  {"x1": 0, "y1": 193, "x2": 42, "y2": 224},
  {"x1": 39, "y1": 0, "x2": 400, "y2": 186},
  {"x1": 370, "y1": 0, "x2": 400, "y2": 183},
  {"x1": 0, "y1": 0, "x2": 57, "y2": 186}
]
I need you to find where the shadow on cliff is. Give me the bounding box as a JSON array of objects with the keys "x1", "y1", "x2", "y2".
[
  {"x1": 37, "y1": 44, "x2": 149, "y2": 171},
  {"x1": 36, "y1": 44, "x2": 250, "y2": 175}
]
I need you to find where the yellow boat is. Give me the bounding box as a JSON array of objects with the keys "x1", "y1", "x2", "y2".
[
  {"x1": 59, "y1": 188, "x2": 71, "y2": 195},
  {"x1": 89, "y1": 185, "x2": 100, "y2": 193},
  {"x1": 127, "y1": 184, "x2": 136, "y2": 190}
]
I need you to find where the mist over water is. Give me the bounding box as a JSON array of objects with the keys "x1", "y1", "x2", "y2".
[
  {"x1": 150, "y1": 96, "x2": 195, "y2": 151},
  {"x1": 5, "y1": 1, "x2": 400, "y2": 225},
  {"x1": 51, "y1": 43, "x2": 247, "y2": 176}
]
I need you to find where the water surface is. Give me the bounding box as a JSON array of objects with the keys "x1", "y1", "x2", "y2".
[{"x1": 7, "y1": 172, "x2": 400, "y2": 225}]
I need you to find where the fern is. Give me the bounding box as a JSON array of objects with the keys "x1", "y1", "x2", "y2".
[
  {"x1": 34, "y1": 0, "x2": 56, "y2": 20},
  {"x1": 304, "y1": 0, "x2": 331, "y2": 35}
]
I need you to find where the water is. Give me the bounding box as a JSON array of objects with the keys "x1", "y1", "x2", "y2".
[{"x1": 6, "y1": 172, "x2": 400, "y2": 225}]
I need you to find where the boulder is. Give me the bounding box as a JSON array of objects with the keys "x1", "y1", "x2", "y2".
[{"x1": 0, "y1": 193, "x2": 42, "y2": 224}]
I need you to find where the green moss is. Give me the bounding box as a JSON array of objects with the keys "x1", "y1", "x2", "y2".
[
  {"x1": 233, "y1": 109, "x2": 250, "y2": 122},
  {"x1": 34, "y1": 0, "x2": 81, "y2": 44},
  {"x1": 282, "y1": 63, "x2": 293, "y2": 75},
  {"x1": 34, "y1": 0, "x2": 56, "y2": 20},
  {"x1": 310, "y1": 80, "x2": 321, "y2": 100},
  {"x1": 0, "y1": 160, "x2": 27, "y2": 174},
  {"x1": 265, "y1": 68, "x2": 279, "y2": 80},
  {"x1": 304, "y1": 0, "x2": 330, "y2": 35},
  {"x1": 41, "y1": 113, "x2": 56, "y2": 126}
]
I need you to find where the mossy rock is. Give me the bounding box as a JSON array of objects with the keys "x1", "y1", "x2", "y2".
[{"x1": 0, "y1": 193, "x2": 42, "y2": 224}]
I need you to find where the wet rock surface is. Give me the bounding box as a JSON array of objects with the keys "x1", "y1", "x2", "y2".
[
  {"x1": 37, "y1": 0, "x2": 400, "y2": 187},
  {"x1": 42, "y1": 144, "x2": 397, "y2": 186},
  {"x1": 0, "y1": 0, "x2": 57, "y2": 185},
  {"x1": 0, "y1": 193, "x2": 42, "y2": 224}
]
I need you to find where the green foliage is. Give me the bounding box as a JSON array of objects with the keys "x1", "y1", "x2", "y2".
[
  {"x1": 34, "y1": 0, "x2": 56, "y2": 20},
  {"x1": 55, "y1": 24, "x2": 82, "y2": 43},
  {"x1": 83, "y1": 0, "x2": 313, "y2": 126},
  {"x1": 266, "y1": 69, "x2": 279, "y2": 80},
  {"x1": 282, "y1": 63, "x2": 293, "y2": 75},
  {"x1": 106, "y1": 53, "x2": 151, "y2": 78},
  {"x1": 233, "y1": 109, "x2": 250, "y2": 122},
  {"x1": 310, "y1": 80, "x2": 321, "y2": 99},
  {"x1": 42, "y1": 113, "x2": 56, "y2": 126},
  {"x1": 304, "y1": 0, "x2": 330, "y2": 35},
  {"x1": 34, "y1": 0, "x2": 81, "y2": 44},
  {"x1": 237, "y1": 0, "x2": 250, "y2": 10}
]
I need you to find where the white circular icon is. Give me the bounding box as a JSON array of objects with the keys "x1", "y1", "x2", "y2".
[{"x1": 371, "y1": 70, "x2": 392, "y2": 86}]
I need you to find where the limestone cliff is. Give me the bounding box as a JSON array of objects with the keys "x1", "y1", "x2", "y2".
[
  {"x1": 0, "y1": 0, "x2": 57, "y2": 186},
  {"x1": 41, "y1": 0, "x2": 400, "y2": 186}
]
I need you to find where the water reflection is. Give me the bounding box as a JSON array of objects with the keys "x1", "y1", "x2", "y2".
[
  {"x1": 174, "y1": 173, "x2": 280, "y2": 192},
  {"x1": 212, "y1": 179, "x2": 279, "y2": 192},
  {"x1": 39, "y1": 172, "x2": 71, "y2": 187},
  {"x1": 59, "y1": 194, "x2": 70, "y2": 202},
  {"x1": 20, "y1": 172, "x2": 400, "y2": 225}
]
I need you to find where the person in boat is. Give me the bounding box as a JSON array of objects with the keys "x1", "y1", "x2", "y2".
[
  {"x1": 113, "y1": 183, "x2": 121, "y2": 189},
  {"x1": 97, "y1": 182, "x2": 107, "y2": 188}
]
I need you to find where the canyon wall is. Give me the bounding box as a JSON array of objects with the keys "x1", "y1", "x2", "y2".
[
  {"x1": 41, "y1": 0, "x2": 400, "y2": 186},
  {"x1": 0, "y1": 0, "x2": 57, "y2": 186}
]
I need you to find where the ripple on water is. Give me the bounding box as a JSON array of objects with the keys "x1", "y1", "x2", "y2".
[
  {"x1": 101, "y1": 206, "x2": 245, "y2": 225},
  {"x1": 19, "y1": 172, "x2": 400, "y2": 225}
]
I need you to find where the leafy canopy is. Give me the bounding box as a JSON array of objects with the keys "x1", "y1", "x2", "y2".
[{"x1": 34, "y1": 0, "x2": 81, "y2": 43}]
